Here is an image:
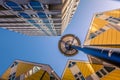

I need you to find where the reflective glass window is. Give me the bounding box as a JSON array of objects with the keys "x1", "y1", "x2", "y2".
[
  {"x1": 37, "y1": 12, "x2": 47, "y2": 18},
  {"x1": 5, "y1": 1, "x2": 22, "y2": 11},
  {"x1": 19, "y1": 12, "x2": 31, "y2": 18},
  {"x1": 28, "y1": 20, "x2": 36, "y2": 23},
  {"x1": 43, "y1": 20, "x2": 50, "y2": 23},
  {"x1": 29, "y1": 1, "x2": 43, "y2": 10}
]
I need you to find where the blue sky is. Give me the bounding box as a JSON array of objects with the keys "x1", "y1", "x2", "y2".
[{"x1": 0, "y1": 0, "x2": 120, "y2": 77}]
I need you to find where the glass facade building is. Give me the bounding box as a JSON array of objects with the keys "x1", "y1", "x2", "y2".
[{"x1": 0, "y1": 0, "x2": 80, "y2": 36}]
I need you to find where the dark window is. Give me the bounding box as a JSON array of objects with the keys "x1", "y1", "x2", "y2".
[
  {"x1": 81, "y1": 76, "x2": 85, "y2": 80},
  {"x1": 9, "y1": 72, "x2": 16, "y2": 80},
  {"x1": 78, "y1": 72, "x2": 81, "y2": 75},
  {"x1": 9, "y1": 74, "x2": 12, "y2": 78},
  {"x1": 104, "y1": 67, "x2": 115, "y2": 72},
  {"x1": 5, "y1": 1, "x2": 22, "y2": 11},
  {"x1": 100, "y1": 69, "x2": 106, "y2": 75},
  {"x1": 95, "y1": 31, "x2": 101, "y2": 35},
  {"x1": 12, "y1": 76, "x2": 15, "y2": 80},
  {"x1": 99, "y1": 28, "x2": 105, "y2": 32},
  {"x1": 14, "y1": 62, "x2": 18, "y2": 66},
  {"x1": 11, "y1": 62, "x2": 18, "y2": 68},
  {"x1": 11, "y1": 64, "x2": 14, "y2": 68},
  {"x1": 19, "y1": 12, "x2": 31, "y2": 18},
  {"x1": 74, "y1": 74, "x2": 78, "y2": 78},
  {"x1": 28, "y1": 20, "x2": 36, "y2": 23},
  {"x1": 76, "y1": 78, "x2": 80, "y2": 80},
  {"x1": 96, "y1": 71, "x2": 102, "y2": 78},
  {"x1": 68, "y1": 61, "x2": 76, "y2": 68},
  {"x1": 37, "y1": 12, "x2": 47, "y2": 18},
  {"x1": 72, "y1": 62, "x2": 76, "y2": 65},
  {"x1": 68, "y1": 63, "x2": 72, "y2": 68},
  {"x1": 13, "y1": 72, "x2": 16, "y2": 75},
  {"x1": 89, "y1": 33, "x2": 96, "y2": 39},
  {"x1": 29, "y1": 1, "x2": 43, "y2": 11},
  {"x1": 43, "y1": 20, "x2": 50, "y2": 23},
  {"x1": 50, "y1": 74, "x2": 56, "y2": 80}
]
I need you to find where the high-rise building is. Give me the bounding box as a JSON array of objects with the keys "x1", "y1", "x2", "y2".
[
  {"x1": 62, "y1": 59, "x2": 120, "y2": 80},
  {"x1": 1, "y1": 60, "x2": 60, "y2": 80},
  {"x1": 0, "y1": 0, "x2": 80, "y2": 36},
  {"x1": 84, "y1": 9, "x2": 120, "y2": 49}
]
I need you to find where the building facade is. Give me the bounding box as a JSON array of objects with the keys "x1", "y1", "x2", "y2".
[
  {"x1": 62, "y1": 59, "x2": 120, "y2": 80},
  {"x1": 84, "y1": 9, "x2": 120, "y2": 49},
  {"x1": 1, "y1": 60, "x2": 60, "y2": 80},
  {"x1": 0, "y1": 0, "x2": 80, "y2": 36},
  {"x1": 83, "y1": 8, "x2": 120, "y2": 67}
]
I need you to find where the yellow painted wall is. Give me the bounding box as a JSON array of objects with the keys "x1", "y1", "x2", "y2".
[
  {"x1": 16, "y1": 62, "x2": 34, "y2": 77},
  {"x1": 77, "y1": 62, "x2": 103, "y2": 78},
  {"x1": 90, "y1": 28, "x2": 120, "y2": 46},
  {"x1": 62, "y1": 61, "x2": 103, "y2": 80},
  {"x1": 85, "y1": 9, "x2": 120, "y2": 48},
  {"x1": 104, "y1": 10, "x2": 120, "y2": 18},
  {"x1": 41, "y1": 72, "x2": 50, "y2": 80},
  {"x1": 1, "y1": 68, "x2": 11, "y2": 79},
  {"x1": 90, "y1": 18, "x2": 108, "y2": 33},
  {"x1": 25, "y1": 70, "x2": 50, "y2": 80},
  {"x1": 101, "y1": 69, "x2": 120, "y2": 80},
  {"x1": 62, "y1": 68, "x2": 75, "y2": 80}
]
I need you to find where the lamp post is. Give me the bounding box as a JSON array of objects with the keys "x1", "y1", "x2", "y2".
[{"x1": 58, "y1": 34, "x2": 120, "y2": 67}]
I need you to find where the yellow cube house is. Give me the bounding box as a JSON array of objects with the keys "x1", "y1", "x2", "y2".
[
  {"x1": 84, "y1": 9, "x2": 120, "y2": 49},
  {"x1": 1, "y1": 60, "x2": 60, "y2": 80},
  {"x1": 62, "y1": 59, "x2": 120, "y2": 80}
]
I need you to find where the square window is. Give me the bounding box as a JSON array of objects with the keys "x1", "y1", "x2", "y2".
[
  {"x1": 104, "y1": 67, "x2": 115, "y2": 73},
  {"x1": 89, "y1": 33, "x2": 96, "y2": 39},
  {"x1": 78, "y1": 72, "x2": 81, "y2": 76},
  {"x1": 11, "y1": 64, "x2": 14, "y2": 68},
  {"x1": 81, "y1": 76, "x2": 85, "y2": 80},
  {"x1": 100, "y1": 69, "x2": 106, "y2": 75},
  {"x1": 76, "y1": 78, "x2": 80, "y2": 80},
  {"x1": 29, "y1": 1, "x2": 43, "y2": 11},
  {"x1": 74, "y1": 74, "x2": 78, "y2": 78},
  {"x1": 99, "y1": 28, "x2": 105, "y2": 32},
  {"x1": 72, "y1": 62, "x2": 76, "y2": 65},
  {"x1": 96, "y1": 71, "x2": 102, "y2": 78}
]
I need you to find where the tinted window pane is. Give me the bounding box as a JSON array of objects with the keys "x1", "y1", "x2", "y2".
[
  {"x1": 33, "y1": 24, "x2": 40, "y2": 27},
  {"x1": 81, "y1": 76, "x2": 85, "y2": 80},
  {"x1": 37, "y1": 12, "x2": 47, "y2": 18},
  {"x1": 78, "y1": 72, "x2": 81, "y2": 75},
  {"x1": 28, "y1": 20, "x2": 36, "y2": 23},
  {"x1": 43, "y1": 20, "x2": 49, "y2": 23},
  {"x1": 68, "y1": 63, "x2": 72, "y2": 68},
  {"x1": 104, "y1": 67, "x2": 115, "y2": 72},
  {"x1": 72, "y1": 62, "x2": 76, "y2": 65},
  {"x1": 74, "y1": 74, "x2": 78, "y2": 78},
  {"x1": 100, "y1": 28, "x2": 105, "y2": 32},
  {"x1": 96, "y1": 72, "x2": 102, "y2": 78},
  {"x1": 89, "y1": 33, "x2": 96, "y2": 39},
  {"x1": 5, "y1": 1, "x2": 22, "y2": 11},
  {"x1": 19, "y1": 12, "x2": 31, "y2": 18},
  {"x1": 29, "y1": 1, "x2": 43, "y2": 10},
  {"x1": 100, "y1": 69, "x2": 106, "y2": 75},
  {"x1": 76, "y1": 78, "x2": 80, "y2": 80}
]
